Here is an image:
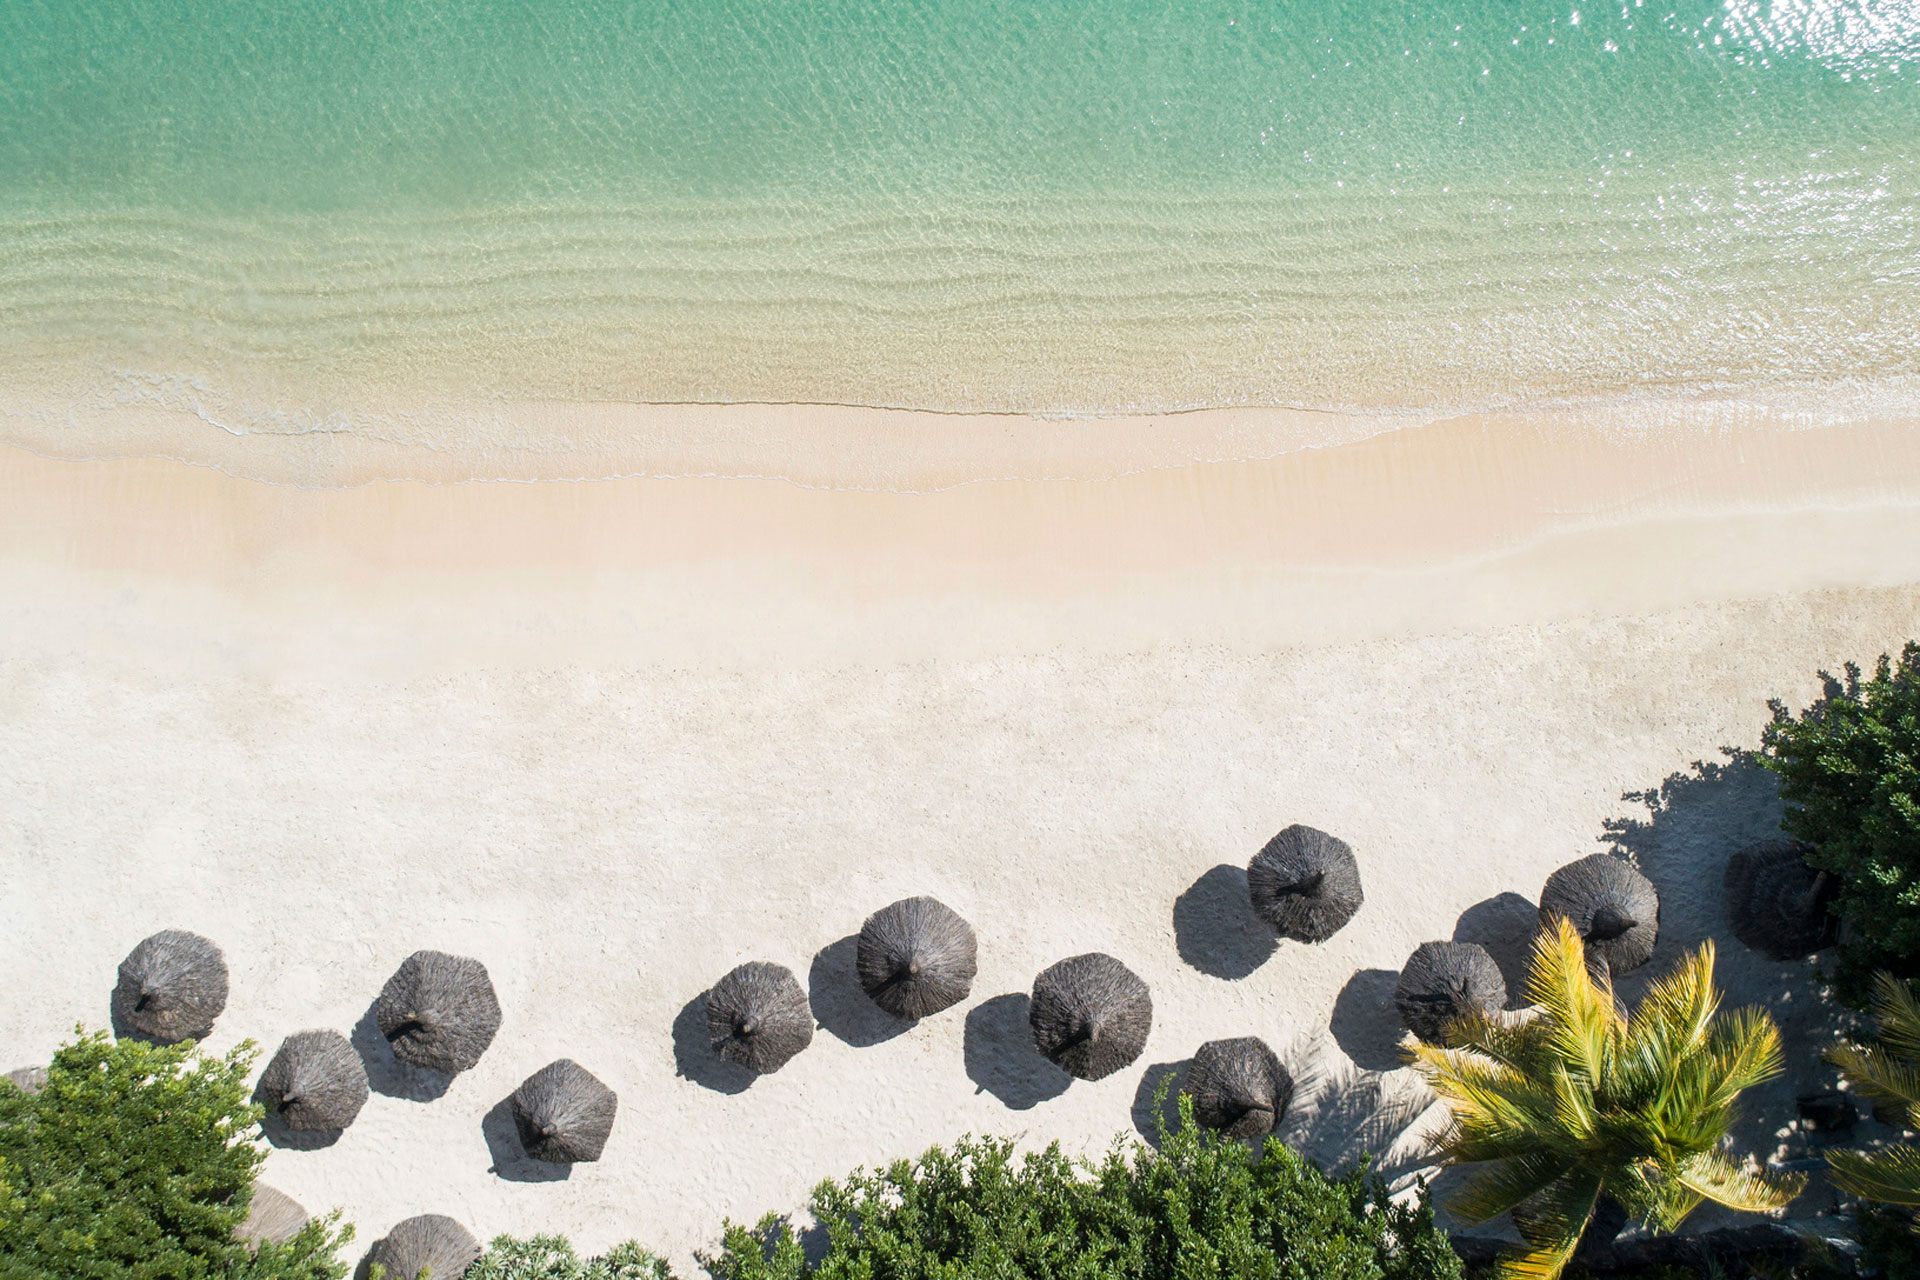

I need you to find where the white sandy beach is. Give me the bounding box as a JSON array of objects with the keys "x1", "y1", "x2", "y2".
[{"x1": 3, "y1": 401, "x2": 1920, "y2": 1268}]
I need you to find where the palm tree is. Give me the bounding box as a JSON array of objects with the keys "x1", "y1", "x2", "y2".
[
  {"x1": 1408, "y1": 916, "x2": 1803, "y2": 1279},
  {"x1": 1826, "y1": 972, "x2": 1920, "y2": 1213}
]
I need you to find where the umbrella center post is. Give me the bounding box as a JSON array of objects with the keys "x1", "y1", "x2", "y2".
[
  {"x1": 1589, "y1": 904, "x2": 1636, "y2": 942},
  {"x1": 1282, "y1": 871, "x2": 1326, "y2": 898}
]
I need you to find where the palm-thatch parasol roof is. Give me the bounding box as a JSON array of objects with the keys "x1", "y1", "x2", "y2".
[
  {"x1": 1246, "y1": 825, "x2": 1365, "y2": 943},
  {"x1": 376, "y1": 950, "x2": 502, "y2": 1075},
  {"x1": 114, "y1": 930, "x2": 229, "y2": 1043},
  {"x1": 856, "y1": 896, "x2": 978, "y2": 1019},
  {"x1": 3, "y1": 1066, "x2": 46, "y2": 1095},
  {"x1": 706, "y1": 962, "x2": 813, "y2": 1074},
  {"x1": 1028, "y1": 953, "x2": 1152, "y2": 1081},
  {"x1": 1538, "y1": 854, "x2": 1659, "y2": 975},
  {"x1": 1724, "y1": 837, "x2": 1838, "y2": 960},
  {"x1": 366, "y1": 1214, "x2": 481, "y2": 1280},
  {"x1": 1183, "y1": 1036, "x2": 1293, "y2": 1139},
  {"x1": 258, "y1": 1029, "x2": 369, "y2": 1131},
  {"x1": 1394, "y1": 941, "x2": 1507, "y2": 1044},
  {"x1": 235, "y1": 1185, "x2": 309, "y2": 1251},
  {"x1": 513, "y1": 1058, "x2": 618, "y2": 1163}
]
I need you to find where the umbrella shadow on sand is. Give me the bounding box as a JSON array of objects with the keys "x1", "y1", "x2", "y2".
[
  {"x1": 1328, "y1": 968, "x2": 1406, "y2": 1072},
  {"x1": 963, "y1": 993, "x2": 1071, "y2": 1110},
  {"x1": 1130, "y1": 1059, "x2": 1189, "y2": 1147},
  {"x1": 809, "y1": 935, "x2": 912, "y2": 1048},
  {"x1": 671, "y1": 992, "x2": 758, "y2": 1095},
  {"x1": 1451, "y1": 891, "x2": 1538, "y2": 1007},
  {"x1": 349, "y1": 1002, "x2": 452, "y2": 1103},
  {"x1": 1172, "y1": 864, "x2": 1277, "y2": 980},
  {"x1": 482, "y1": 1095, "x2": 570, "y2": 1183}
]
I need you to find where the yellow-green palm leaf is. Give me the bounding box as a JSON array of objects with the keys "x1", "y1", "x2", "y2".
[
  {"x1": 1410, "y1": 915, "x2": 1802, "y2": 1280},
  {"x1": 1673, "y1": 1150, "x2": 1801, "y2": 1216},
  {"x1": 1825, "y1": 971, "x2": 1920, "y2": 1213},
  {"x1": 1501, "y1": 1168, "x2": 1604, "y2": 1280},
  {"x1": 1828, "y1": 1145, "x2": 1920, "y2": 1208}
]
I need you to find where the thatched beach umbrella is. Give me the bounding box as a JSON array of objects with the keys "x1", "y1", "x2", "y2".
[
  {"x1": 1028, "y1": 953, "x2": 1152, "y2": 1081},
  {"x1": 1724, "y1": 838, "x2": 1838, "y2": 961},
  {"x1": 706, "y1": 962, "x2": 813, "y2": 1074},
  {"x1": 1394, "y1": 941, "x2": 1507, "y2": 1044},
  {"x1": 856, "y1": 896, "x2": 978, "y2": 1019},
  {"x1": 1247, "y1": 825, "x2": 1365, "y2": 943},
  {"x1": 114, "y1": 930, "x2": 229, "y2": 1043},
  {"x1": 3, "y1": 1066, "x2": 45, "y2": 1095},
  {"x1": 1184, "y1": 1036, "x2": 1293, "y2": 1139},
  {"x1": 258, "y1": 1030, "x2": 369, "y2": 1132},
  {"x1": 513, "y1": 1058, "x2": 618, "y2": 1163},
  {"x1": 376, "y1": 950, "x2": 502, "y2": 1075},
  {"x1": 366, "y1": 1214, "x2": 481, "y2": 1280},
  {"x1": 236, "y1": 1185, "x2": 309, "y2": 1250},
  {"x1": 1538, "y1": 854, "x2": 1659, "y2": 975}
]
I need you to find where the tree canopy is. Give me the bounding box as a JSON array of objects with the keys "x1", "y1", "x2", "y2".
[{"x1": 0, "y1": 1030, "x2": 350, "y2": 1280}]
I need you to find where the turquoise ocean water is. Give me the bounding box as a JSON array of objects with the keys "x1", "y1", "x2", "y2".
[{"x1": 2, "y1": 0, "x2": 1918, "y2": 439}]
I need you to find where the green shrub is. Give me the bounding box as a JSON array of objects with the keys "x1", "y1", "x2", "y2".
[
  {"x1": 701, "y1": 1095, "x2": 1462, "y2": 1280},
  {"x1": 466, "y1": 1235, "x2": 676, "y2": 1280},
  {"x1": 1857, "y1": 1204, "x2": 1920, "y2": 1280},
  {"x1": 1760, "y1": 642, "x2": 1920, "y2": 1002},
  {"x1": 0, "y1": 1030, "x2": 351, "y2": 1280}
]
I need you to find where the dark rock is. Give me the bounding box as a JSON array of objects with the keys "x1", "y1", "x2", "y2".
[{"x1": 1797, "y1": 1089, "x2": 1857, "y2": 1135}]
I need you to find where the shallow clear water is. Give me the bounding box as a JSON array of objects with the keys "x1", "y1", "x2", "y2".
[{"x1": 2, "y1": 0, "x2": 1917, "y2": 419}]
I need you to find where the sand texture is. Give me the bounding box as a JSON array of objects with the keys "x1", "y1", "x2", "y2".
[{"x1": 3, "y1": 410, "x2": 1920, "y2": 1267}]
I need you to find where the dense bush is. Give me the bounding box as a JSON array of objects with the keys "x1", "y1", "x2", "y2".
[
  {"x1": 1760, "y1": 642, "x2": 1920, "y2": 1001},
  {"x1": 466, "y1": 1236, "x2": 676, "y2": 1280},
  {"x1": 1857, "y1": 1204, "x2": 1920, "y2": 1280},
  {"x1": 700, "y1": 1096, "x2": 1462, "y2": 1280},
  {"x1": 0, "y1": 1030, "x2": 351, "y2": 1280}
]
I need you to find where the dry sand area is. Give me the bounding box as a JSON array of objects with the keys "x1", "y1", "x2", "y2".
[{"x1": 4, "y1": 400, "x2": 1920, "y2": 1268}]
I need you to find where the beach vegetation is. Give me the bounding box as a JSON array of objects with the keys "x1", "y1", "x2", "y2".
[
  {"x1": 464, "y1": 1235, "x2": 675, "y2": 1280},
  {"x1": 700, "y1": 1095, "x2": 1460, "y2": 1280},
  {"x1": 1827, "y1": 971, "x2": 1920, "y2": 1220},
  {"x1": 1409, "y1": 918, "x2": 1801, "y2": 1280},
  {"x1": 1760, "y1": 642, "x2": 1920, "y2": 1002},
  {"x1": 0, "y1": 1030, "x2": 351, "y2": 1280}
]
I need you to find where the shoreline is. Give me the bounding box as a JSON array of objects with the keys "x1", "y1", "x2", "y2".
[
  {"x1": 5, "y1": 374, "x2": 1920, "y2": 490},
  {"x1": 4, "y1": 397, "x2": 1920, "y2": 668}
]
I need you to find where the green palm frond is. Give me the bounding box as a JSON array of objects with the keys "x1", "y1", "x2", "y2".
[
  {"x1": 1448, "y1": 1152, "x2": 1578, "y2": 1225},
  {"x1": 1672, "y1": 1150, "x2": 1804, "y2": 1218},
  {"x1": 1827, "y1": 973, "x2": 1920, "y2": 1111},
  {"x1": 1445, "y1": 1006, "x2": 1557, "y2": 1076},
  {"x1": 1827, "y1": 1042, "x2": 1920, "y2": 1112},
  {"x1": 1411, "y1": 911, "x2": 1792, "y2": 1280},
  {"x1": 1825, "y1": 970, "x2": 1920, "y2": 1226},
  {"x1": 1526, "y1": 919, "x2": 1620, "y2": 1084},
  {"x1": 1502, "y1": 1171, "x2": 1603, "y2": 1280},
  {"x1": 1548, "y1": 1065, "x2": 1597, "y2": 1143},
  {"x1": 1498, "y1": 1237, "x2": 1590, "y2": 1280},
  {"x1": 1868, "y1": 972, "x2": 1920, "y2": 1065},
  {"x1": 1699, "y1": 1006, "x2": 1788, "y2": 1114},
  {"x1": 1631, "y1": 943, "x2": 1719, "y2": 1058},
  {"x1": 1827, "y1": 1144, "x2": 1920, "y2": 1208}
]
